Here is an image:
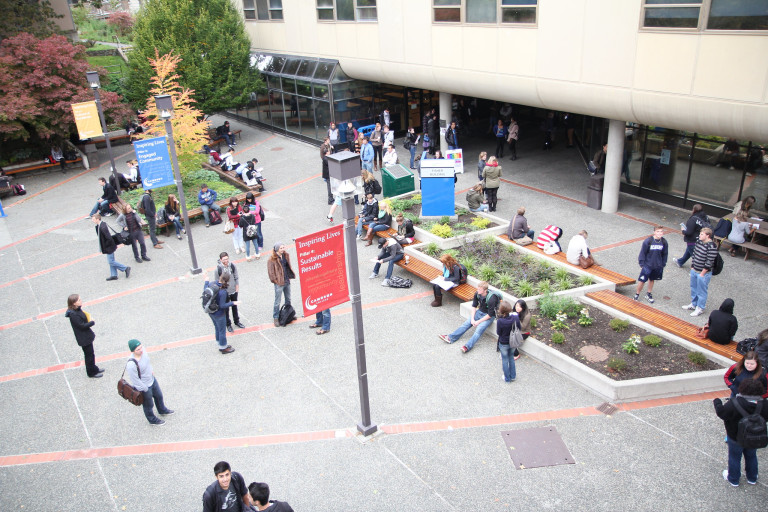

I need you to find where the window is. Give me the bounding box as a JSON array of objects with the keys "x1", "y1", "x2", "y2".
[
  {"x1": 433, "y1": 0, "x2": 537, "y2": 24},
  {"x1": 243, "y1": 0, "x2": 256, "y2": 20},
  {"x1": 255, "y1": 0, "x2": 283, "y2": 21},
  {"x1": 642, "y1": 0, "x2": 768, "y2": 30},
  {"x1": 316, "y1": 0, "x2": 376, "y2": 21}
]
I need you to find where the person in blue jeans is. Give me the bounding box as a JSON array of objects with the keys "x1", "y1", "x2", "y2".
[
  {"x1": 197, "y1": 183, "x2": 219, "y2": 227},
  {"x1": 268, "y1": 242, "x2": 296, "y2": 327},
  {"x1": 309, "y1": 309, "x2": 331, "y2": 335},
  {"x1": 682, "y1": 228, "x2": 717, "y2": 317},
  {"x1": 125, "y1": 339, "x2": 174, "y2": 426},
  {"x1": 204, "y1": 273, "x2": 238, "y2": 354},
  {"x1": 92, "y1": 213, "x2": 130, "y2": 281},
  {"x1": 405, "y1": 127, "x2": 419, "y2": 169},
  {"x1": 713, "y1": 378, "x2": 768, "y2": 487},
  {"x1": 438, "y1": 281, "x2": 500, "y2": 353},
  {"x1": 369, "y1": 238, "x2": 404, "y2": 287},
  {"x1": 496, "y1": 300, "x2": 520, "y2": 382},
  {"x1": 360, "y1": 137, "x2": 374, "y2": 172}
]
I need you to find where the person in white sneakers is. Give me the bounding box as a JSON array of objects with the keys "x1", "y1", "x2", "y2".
[
  {"x1": 634, "y1": 226, "x2": 668, "y2": 304},
  {"x1": 682, "y1": 227, "x2": 717, "y2": 317}
]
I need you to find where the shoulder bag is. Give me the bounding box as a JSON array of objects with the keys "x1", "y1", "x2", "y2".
[
  {"x1": 117, "y1": 359, "x2": 144, "y2": 406},
  {"x1": 508, "y1": 322, "x2": 525, "y2": 349},
  {"x1": 108, "y1": 224, "x2": 131, "y2": 246},
  {"x1": 223, "y1": 218, "x2": 235, "y2": 234}
]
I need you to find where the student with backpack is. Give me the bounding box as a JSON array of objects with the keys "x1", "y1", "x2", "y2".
[
  {"x1": 682, "y1": 227, "x2": 719, "y2": 317},
  {"x1": 673, "y1": 204, "x2": 709, "y2": 268},
  {"x1": 713, "y1": 378, "x2": 768, "y2": 487},
  {"x1": 438, "y1": 281, "x2": 500, "y2": 353},
  {"x1": 430, "y1": 253, "x2": 464, "y2": 307},
  {"x1": 202, "y1": 461, "x2": 253, "y2": 512},
  {"x1": 267, "y1": 242, "x2": 296, "y2": 327},
  {"x1": 202, "y1": 272, "x2": 239, "y2": 354}
]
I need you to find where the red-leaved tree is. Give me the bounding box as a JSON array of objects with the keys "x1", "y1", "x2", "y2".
[
  {"x1": 107, "y1": 12, "x2": 134, "y2": 38},
  {"x1": 0, "y1": 33, "x2": 132, "y2": 143}
]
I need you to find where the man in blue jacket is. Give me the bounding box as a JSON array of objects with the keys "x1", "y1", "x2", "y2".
[
  {"x1": 634, "y1": 226, "x2": 668, "y2": 303},
  {"x1": 197, "y1": 183, "x2": 219, "y2": 227}
]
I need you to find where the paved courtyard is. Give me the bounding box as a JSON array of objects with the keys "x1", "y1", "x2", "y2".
[{"x1": 1, "y1": 117, "x2": 767, "y2": 511}]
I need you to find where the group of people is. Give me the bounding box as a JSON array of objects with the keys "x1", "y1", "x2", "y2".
[{"x1": 202, "y1": 461, "x2": 293, "y2": 511}]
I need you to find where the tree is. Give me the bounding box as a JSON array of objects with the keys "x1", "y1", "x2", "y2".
[
  {"x1": 0, "y1": 32, "x2": 132, "y2": 143},
  {"x1": 126, "y1": 0, "x2": 260, "y2": 115},
  {"x1": 107, "y1": 11, "x2": 134, "y2": 38},
  {"x1": 134, "y1": 50, "x2": 208, "y2": 175},
  {"x1": 0, "y1": 0, "x2": 62, "y2": 42}
]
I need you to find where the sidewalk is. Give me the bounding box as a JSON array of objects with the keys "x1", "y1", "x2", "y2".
[{"x1": 0, "y1": 116, "x2": 766, "y2": 511}]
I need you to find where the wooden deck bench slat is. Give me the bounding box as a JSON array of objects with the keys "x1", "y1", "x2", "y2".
[
  {"x1": 5, "y1": 158, "x2": 83, "y2": 175},
  {"x1": 498, "y1": 234, "x2": 636, "y2": 286},
  {"x1": 586, "y1": 289, "x2": 741, "y2": 362},
  {"x1": 201, "y1": 162, "x2": 262, "y2": 193}
]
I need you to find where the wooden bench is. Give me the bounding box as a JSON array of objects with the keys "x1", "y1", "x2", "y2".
[
  {"x1": 208, "y1": 129, "x2": 242, "y2": 152},
  {"x1": 94, "y1": 133, "x2": 137, "y2": 148},
  {"x1": 132, "y1": 192, "x2": 250, "y2": 236},
  {"x1": 586, "y1": 289, "x2": 741, "y2": 362},
  {"x1": 715, "y1": 232, "x2": 768, "y2": 261},
  {"x1": 5, "y1": 158, "x2": 83, "y2": 175},
  {"x1": 201, "y1": 162, "x2": 262, "y2": 193},
  {"x1": 498, "y1": 234, "x2": 636, "y2": 287}
]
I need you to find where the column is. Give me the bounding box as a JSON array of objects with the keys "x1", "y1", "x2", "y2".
[
  {"x1": 439, "y1": 92, "x2": 452, "y2": 156},
  {"x1": 601, "y1": 119, "x2": 625, "y2": 214}
]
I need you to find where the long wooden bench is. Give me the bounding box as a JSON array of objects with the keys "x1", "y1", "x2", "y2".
[
  {"x1": 715, "y1": 235, "x2": 768, "y2": 261},
  {"x1": 201, "y1": 162, "x2": 262, "y2": 193},
  {"x1": 586, "y1": 289, "x2": 741, "y2": 362},
  {"x1": 498, "y1": 234, "x2": 636, "y2": 287},
  {"x1": 5, "y1": 158, "x2": 83, "y2": 175}
]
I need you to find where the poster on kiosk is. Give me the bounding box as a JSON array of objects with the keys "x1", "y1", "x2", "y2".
[{"x1": 420, "y1": 159, "x2": 455, "y2": 217}]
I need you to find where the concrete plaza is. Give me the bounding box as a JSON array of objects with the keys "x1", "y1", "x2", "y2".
[{"x1": 1, "y1": 117, "x2": 766, "y2": 511}]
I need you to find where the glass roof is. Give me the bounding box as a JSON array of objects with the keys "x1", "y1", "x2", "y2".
[{"x1": 252, "y1": 53, "x2": 343, "y2": 85}]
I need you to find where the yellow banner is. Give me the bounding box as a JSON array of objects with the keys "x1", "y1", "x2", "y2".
[{"x1": 71, "y1": 101, "x2": 102, "y2": 139}]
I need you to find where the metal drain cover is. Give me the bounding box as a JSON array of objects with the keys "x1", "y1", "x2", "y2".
[
  {"x1": 596, "y1": 402, "x2": 618, "y2": 415},
  {"x1": 501, "y1": 426, "x2": 575, "y2": 470}
]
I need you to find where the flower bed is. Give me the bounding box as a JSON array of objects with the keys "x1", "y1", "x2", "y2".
[{"x1": 386, "y1": 194, "x2": 499, "y2": 239}]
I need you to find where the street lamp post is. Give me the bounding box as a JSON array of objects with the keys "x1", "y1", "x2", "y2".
[
  {"x1": 327, "y1": 150, "x2": 377, "y2": 437},
  {"x1": 85, "y1": 71, "x2": 120, "y2": 194},
  {"x1": 154, "y1": 94, "x2": 202, "y2": 275}
]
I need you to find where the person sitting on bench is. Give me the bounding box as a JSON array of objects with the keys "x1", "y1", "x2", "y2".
[
  {"x1": 217, "y1": 121, "x2": 236, "y2": 150},
  {"x1": 244, "y1": 160, "x2": 265, "y2": 190}
]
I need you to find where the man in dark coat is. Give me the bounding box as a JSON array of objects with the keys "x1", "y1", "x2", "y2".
[
  {"x1": 88, "y1": 177, "x2": 118, "y2": 217},
  {"x1": 92, "y1": 213, "x2": 130, "y2": 281},
  {"x1": 139, "y1": 189, "x2": 164, "y2": 249}
]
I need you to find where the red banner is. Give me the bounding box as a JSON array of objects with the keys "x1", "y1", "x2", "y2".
[{"x1": 296, "y1": 225, "x2": 349, "y2": 317}]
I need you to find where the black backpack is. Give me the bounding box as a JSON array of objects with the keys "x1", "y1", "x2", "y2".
[
  {"x1": 371, "y1": 179, "x2": 382, "y2": 195},
  {"x1": 712, "y1": 252, "x2": 724, "y2": 276},
  {"x1": 457, "y1": 263, "x2": 468, "y2": 285},
  {"x1": 736, "y1": 337, "x2": 758, "y2": 356},
  {"x1": 202, "y1": 283, "x2": 221, "y2": 314},
  {"x1": 278, "y1": 303, "x2": 296, "y2": 326},
  {"x1": 732, "y1": 398, "x2": 768, "y2": 449},
  {"x1": 387, "y1": 275, "x2": 412, "y2": 288}
]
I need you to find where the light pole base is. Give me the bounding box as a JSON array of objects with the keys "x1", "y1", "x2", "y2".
[
  {"x1": 357, "y1": 422, "x2": 378, "y2": 437},
  {"x1": 190, "y1": 267, "x2": 203, "y2": 275}
]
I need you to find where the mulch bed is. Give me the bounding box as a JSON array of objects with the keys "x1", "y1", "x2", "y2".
[
  {"x1": 402, "y1": 202, "x2": 499, "y2": 229},
  {"x1": 533, "y1": 308, "x2": 724, "y2": 380}
]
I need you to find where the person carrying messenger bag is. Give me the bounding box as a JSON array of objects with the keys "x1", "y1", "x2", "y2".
[{"x1": 117, "y1": 359, "x2": 143, "y2": 406}]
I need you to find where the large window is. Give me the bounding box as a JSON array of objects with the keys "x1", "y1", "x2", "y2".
[
  {"x1": 243, "y1": 0, "x2": 256, "y2": 20},
  {"x1": 254, "y1": 0, "x2": 283, "y2": 21},
  {"x1": 316, "y1": 0, "x2": 376, "y2": 21},
  {"x1": 642, "y1": 0, "x2": 768, "y2": 30},
  {"x1": 433, "y1": 0, "x2": 537, "y2": 24}
]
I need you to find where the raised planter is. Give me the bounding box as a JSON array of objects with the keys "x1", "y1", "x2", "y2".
[{"x1": 458, "y1": 298, "x2": 730, "y2": 401}]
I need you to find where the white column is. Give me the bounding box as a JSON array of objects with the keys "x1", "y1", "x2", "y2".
[
  {"x1": 439, "y1": 92, "x2": 452, "y2": 156},
  {"x1": 601, "y1": 119, "x2": 625, "y2": 214}
]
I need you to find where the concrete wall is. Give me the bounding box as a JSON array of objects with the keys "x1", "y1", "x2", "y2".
[{"x1": 238, "y1": 0, "x2": 768, "y2": 142}]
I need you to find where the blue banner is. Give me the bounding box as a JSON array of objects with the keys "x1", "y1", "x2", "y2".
[{"x1": 133, "y1": 136, "x2": 175, "y2": 190}]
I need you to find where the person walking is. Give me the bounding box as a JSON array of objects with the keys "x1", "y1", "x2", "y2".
[
  {"x1": 360, "y1": 137, "x2": 374, "y2": 173},
  {"x1": 139, "y1": 189, "x2": 163, "y2": 249},
  {"x1": 682, "y1": 227, "x2": 717, "y2": 317},
  {"x1": 507, "y1": 117, "x2": 519, "y2": 160},
  {"x1": 204, "y1": 272, "x2": 238, "y2": 354},
  {"x1": 124, "y1": 339, "x2": 174, "y2": 426},
  {"x1": 634, "y1": 226, "x2": 668, "y2": 304},
  {"x1": 65, "y1": 294, "x2": 104, "y2": 378},
  {"x1": 92, "y1": 213, "x2": 130, "y2": 281},
  {"x1": 482, "y1": 156, "x2": 502, "y2": 212},
  {"x1": 116, "y1": 204, "x2": 151, "y2": 264},
  {"x1": 493, "y1": 120, "x2": 507, "y2": 158},
  {"x1": 268, "y1": 242, "x2": 295, "y2": 327},
  {"x1": 673, "y1": 204, "x2": 709, "y2": 268},
  {"x1": 445, "y1": 121, "x2": 459, "y2": 150},
  {"x1": 216, "y1": 252, "x2": 244, "y2": 333}
]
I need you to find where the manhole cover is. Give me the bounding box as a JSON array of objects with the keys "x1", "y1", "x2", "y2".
[
  {"x1": 501, "y1": 426, "x2": 575, "y2": 470},
  {"x1": 270, "y1": 147, "x2": 283, "y2": 151},
  {"x1": 579, "y1": 345, "x2": 609, "y2": 362},
  {"x1": 596, "y1": 402, "x2": 618, "y2": 415}
]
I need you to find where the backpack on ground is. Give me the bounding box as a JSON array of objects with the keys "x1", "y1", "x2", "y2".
[
  {"x1": 732, "y1": 398, "x2": 768, "y2": 449},
  {"x1": 278, "y1": 303, "x2": 296, "y2": 326},
  {"x1": 388, "y1": 275, "x2": 412, "y2": 288},
  {"x1": 712, "y1": 252, "x2": 724, "y2": 276},
  {"x1": 457, "y1": 263, "x2": 468, "y2": 284},
  {"x1": 12, "y1": 184, "x2": 26, "y2": 195},
  {"x1": 209, "y1": 209, "x2": 223, "y2": 225},
  {"x1": 201, "y1": 282, "x2": 221, "y2": 314}
]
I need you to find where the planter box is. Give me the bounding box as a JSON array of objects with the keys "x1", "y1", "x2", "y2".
[{"x1": 458, "y1": 299, "x2": 730, "y2": 402}]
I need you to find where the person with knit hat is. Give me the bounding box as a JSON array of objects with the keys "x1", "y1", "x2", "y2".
[
  {"x1": 267, "y1": 242, "x2": 295, "y2": 327},
  {"x1": 125, "y1": 339, "x2": 174, "y2": 426}
]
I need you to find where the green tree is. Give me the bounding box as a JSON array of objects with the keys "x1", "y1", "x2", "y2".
[
  {"x1": 0, "y1": 0, "x2": 62, "y2": 42},
  {"x1": 126, "y1": 0, "x2": 260, "y2": 114}
]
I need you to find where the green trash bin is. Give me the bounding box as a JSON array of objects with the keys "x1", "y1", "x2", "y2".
[{"x1": 382, "y1": 164, "x2": 415, "y2": 198}]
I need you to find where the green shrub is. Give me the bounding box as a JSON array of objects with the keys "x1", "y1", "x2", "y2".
[
  {"x1": 609, "y1": 318, "x2": 630, "y2": 332},
  {"x1": 552, "y1": 311, "x2": 570, "y2": 331},
  {"x1": 505, "y1": 244, "x2": 517, "y2": 254},
  {"x1": 402, "y1": 212, "x2": 420, "y2": 224},
  {"x1": 538, "y1": 294, "x2": 562, "y2": 319},
  {"x1": 471, "y1": 217, "x2": 491, "y2": 230},
  {"x1": 551, "y1": 332, "x2": 565, "y2": 344},
  {"x1": 443, "y1": 249, "x2": 459, "y2": 258},
  {"x1": 424, "y1": 242, "x2": 440, "y2": 257},
  {"x1": 607, "y1": 358, "x2": 628, "y2": 372},
  {"x1": 521, "y1": 254, "x2": 536, "y2": 266},
  {"x1": 622, "y1": 334, "x2": 641, "y2": 355},
  {"x1": 439, "y1": 215, "x2": 451, "y2": 225},
  {"x1": 643, "y1": 335, "x2": 662, "y2": 347},
  {"x1": 688, "y1": 351, "x2": 707, "y2": 365},
  {"x1": 555, "y1": 267, "x2": 570, "y2": 280},
  {"x1": 478, "y1": 264, "x2": 497, "y2": 282},
  {"x1": 455, "y1": 207, "x2": 470, "y2": 216},
  {"x1": 536, "y1": 279, "x2": 553, "y2": 295},
  {"x1": 579, "y1": 275, "x2": 594, "y2": 286},
  {"x1": 514, "y1": 278, "x2": 535, "y2": 297},
  {"x1": 529, "y1": 316, "x2": 537, "y2": 329},
  {"x1": 496, "y1": 273, "x2": 514, "y2": 290},
  {"x1": 430, "y1": 224, "x2": 453, "y2": 238},
  {"x1": 556, "y1": 276, "x2": 574, "y2": 291}
]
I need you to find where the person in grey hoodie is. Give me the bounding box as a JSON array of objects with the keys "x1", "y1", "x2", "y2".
[
  {"x1": 125, "y1": 339, "x2": 174, "y2": 425},
  {"x1": 216, "y1": 252, "x2": 244, "y2": 332}
]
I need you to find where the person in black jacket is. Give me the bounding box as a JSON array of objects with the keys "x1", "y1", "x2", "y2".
[
  {"x1": 248, "y1": 482, "x2": 294, "y2": 512},
  {"x1": 363, "y1": 200, "x2": 391, "y2": 246},
  {"x1": 202, "y1": 461, "x2": 252, "y2": 512},
  {"x1": 389, "y1": 213, "x2": 415, "y2": 248},
  {"x1": 65, "y1": 294, "x2": 104, "y2": 378},
  {"x1": 673, "y1": 204, "x2": 709, "y2": 268},
  {"x1": 445, "y1": 121, "x2": 459, "y2": 150},
  {"x1": 713, "y1": 378, "x2": 768, "y2": 487},
  {"x1": 438, "y1": 281, "x2": 499, "y2": 353},
  {"x1": 355, "y1": 193, "x2": 379, "y2": 239},
  {"x1": 139, "y1": 189, "x2": 164, "y2": 249},
  {"x1": 91, "y1": 213, "x2": 130, "y2": 281},
  {"x1": 369, "y1": 238, "x2": 404, "y2": 287},
  {"x1": 88, "y1": 177, "x2": 118, "y2": 217},
  {"x1": 321, "y1": 139, "x2": 332, "y2": 204},
  {"x1": 707, "y1": 298, "x2": 738, "y2": 345},
  {"x1": 431, "y1": 253, "x2": 462, "y2": 307},
  {"x1": 116, "y1": 204, "x2": 150, "y2": 264},
  {"x1": 634, "y1": 226, "x2": 668, "y2": 304}
]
